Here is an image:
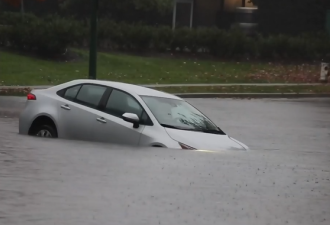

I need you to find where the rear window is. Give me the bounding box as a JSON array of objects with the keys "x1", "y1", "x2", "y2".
[
  {"x1": 64, "y1": 85, "x2": 81, "y2": 101},
  {"x1": 76, "y1": 85, "x2": 107, "y2": 108},
  {"x1": 57, "y1": 84, "x2": 108, "y2": 109}
]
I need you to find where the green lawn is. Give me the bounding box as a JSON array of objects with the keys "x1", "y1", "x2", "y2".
[{"x1": 0, "y1": 49, "x2": 320, "y2": 86}]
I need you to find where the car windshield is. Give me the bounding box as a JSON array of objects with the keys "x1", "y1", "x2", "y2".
[{"x1": 141, "y1": 96, "x2": 225, "y2": 134}]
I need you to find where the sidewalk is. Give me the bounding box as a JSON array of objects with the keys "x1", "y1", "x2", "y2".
[{"x1": 0, "y1": 83, "x2": 325, "y2": 90}]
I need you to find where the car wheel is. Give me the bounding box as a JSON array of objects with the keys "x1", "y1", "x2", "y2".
[{"x1": 34, "y1": 125, "x2": 57, "y2": 138}]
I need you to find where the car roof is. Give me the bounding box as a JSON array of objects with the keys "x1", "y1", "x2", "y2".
[{"x1": 64, "y1": 79, "x2": 182, "y2": 100}]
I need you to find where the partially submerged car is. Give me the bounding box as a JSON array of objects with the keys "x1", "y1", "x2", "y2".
[{"x1": 19, "y1": 79, "x2": 248, "y2": 151}]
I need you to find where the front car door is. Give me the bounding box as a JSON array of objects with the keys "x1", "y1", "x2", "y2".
[
  {"x1": 57, "y1": 84, "x2": 108, "y2": 141},
  {"x1": 92, "y1": 89, "x2": 151, "y2": 146}
]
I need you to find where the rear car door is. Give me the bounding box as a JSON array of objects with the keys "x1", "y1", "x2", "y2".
[
  {"x1": 92, "y1": 89, "x2": 148, "y2": 146},
  {"x1": 57, "y1": 84, "x2": 108, "y2": 141}
]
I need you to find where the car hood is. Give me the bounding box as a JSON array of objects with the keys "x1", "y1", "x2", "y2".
[{"x1": 164, "y1": 128, "x2": 248, "y2": 151}]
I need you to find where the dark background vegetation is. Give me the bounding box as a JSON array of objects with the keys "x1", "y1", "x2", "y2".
[{"x1": 0, "y1": 0, "x2": 329, "y2": 60}]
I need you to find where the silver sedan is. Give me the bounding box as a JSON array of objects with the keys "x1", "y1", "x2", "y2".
[{"x1": 19, "y1": 79, "x2": 248, "y2": 151}]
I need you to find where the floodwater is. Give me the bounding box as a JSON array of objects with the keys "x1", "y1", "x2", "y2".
[{"x1": 0, "y1": 97, "x2": 329, "y2": 225}]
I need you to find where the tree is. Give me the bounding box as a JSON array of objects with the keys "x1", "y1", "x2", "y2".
[
  {"x1": 2, "y1": 0, "x2": 46, "y2": 7},
  {"x1": 59, "y1": 0, "x2": 172, "y2": 24},
  {"x1": 133, "y1": 0, "x2": 173, "y2": 15},
  {"x1": 2, "y1": 0, "x2": 46, "y2": 16},
  {"x1": 1, "y1": 0, "x2": 62, "y2": 15}
]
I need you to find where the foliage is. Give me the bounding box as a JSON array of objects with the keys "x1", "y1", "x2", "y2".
[
  {"x1": 1, "y1": 12, "x2": 83, "y2": 55},
  {"x1": 1, "y1": 0, "x2": 172, "y2": 21},
  {"x1": 59, "y1": 0, "x2": 172, "y2": 24},
  {"x1": 2, "y1": 0, "x2": 45, "y2": 7},
  {"x1": 0, "y1": 25, "x2": 10, "y2": 46},
  {"x1": 1, "y1": 12, "x2": 330, "y2": 60},
  {"x1": 1, "y1": 0, "x2": 61, "y2": 16},
  {"x1": 152, "y1": 26, "x2": 173, "y2": 52},
  {"x1": 0, "y1": 11, "x2": 38, "y2": 25}
]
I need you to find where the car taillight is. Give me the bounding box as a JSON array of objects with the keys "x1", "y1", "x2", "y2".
[
  {"x1": 179, "y1": 142, "x2": 196, "y2": 150},
  {"x1": 27, "y1": 93, "x2": 36, "y2": 100}
]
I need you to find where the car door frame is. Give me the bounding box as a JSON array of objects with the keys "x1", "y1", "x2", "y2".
[
  {"x1": 93, "y1": 87, "x2": 154, "y2": 145},
  {"x1": 57, "y1": 83, "x2": 112, "y2": 110},
  {"x1": 56, "y1": 83, "x2": 113, "y2": 140},
  {"x1": 96, "y1": 87, "x2": 153, "y2": 125}
]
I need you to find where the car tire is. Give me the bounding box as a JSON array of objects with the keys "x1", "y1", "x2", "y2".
[{"x1": 34, "y1": 124, "x2": 58, "y2": 138}]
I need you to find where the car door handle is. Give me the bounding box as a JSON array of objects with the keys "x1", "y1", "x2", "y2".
[
  {"x1": 61, "y1": 104, "x2": 71, "y2": 110},
  {"x1": 96, "y1": 117, "x2": 107, "y2": 123}
]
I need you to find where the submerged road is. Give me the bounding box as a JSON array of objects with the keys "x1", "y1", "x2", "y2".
[{"x1": 0, "y1": 97, "x2": 329, "y2": 225}]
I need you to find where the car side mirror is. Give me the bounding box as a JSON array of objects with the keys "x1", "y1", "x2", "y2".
[{"x1": 122, "y1": 113, "x2": 140, "y2": 128}]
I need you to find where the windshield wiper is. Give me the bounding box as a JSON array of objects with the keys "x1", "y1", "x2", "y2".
[
  {"x1": 200, "y1": 129, "x2": 226, "y2": 135},
  {"x1": 160, "y1": 124, "x2": 195, "y2": 131},
  {"x1": 161, "y1": 124, "x2": 226, "y2": 134}
]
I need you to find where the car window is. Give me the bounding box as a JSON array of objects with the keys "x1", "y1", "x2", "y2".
[
  {"x1": 64, "y1": 85, "x2": 81, "y2": 101},
  {"x1": 105, "y1": 89, "x2": 143, "y2": 119},
  {"x1": 76, "y1": 84, "x2": 107, "y2": 108},
  {"x1": 141, "y1": 111, "x2": 149, "y2": 123},
  {"x1": 127, "y1": 97, "x2": 141, "y2": 110}
]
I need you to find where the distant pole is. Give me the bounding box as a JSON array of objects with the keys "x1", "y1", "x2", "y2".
[
  {"x1": 21, "y1": 0, "x2": 24, "y2": 18},
  {"x1": 172, "y1": 0, "x2": 177, "y2": 30},
  {"x1": 89, "y1": 0, "x2": 99, "y2": 79}
]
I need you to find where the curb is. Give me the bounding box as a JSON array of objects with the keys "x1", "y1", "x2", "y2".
[
  {"x1": 2, "y1": 92, "x2": 329, "y2": 99},
  {"x1": 1, "y1": 88, "x2": 330, "y2": 99},
  {"x1": 175, "y1": 93, "x2": 330, "y2": 99},
  {"x1": 0, "y1": 86, "x2": 50, "y2": 90}
]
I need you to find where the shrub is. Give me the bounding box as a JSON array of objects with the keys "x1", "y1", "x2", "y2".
[
  {"x1": 171, "y1": 27, "x2": 193, "y2": 52},
  {"x1": 214, "y1": 29, "x2": 256, "y2": 58},
  {"x1": 0, "y1": 12, "x2": 38, "y2": 25},
  {"x1": 1, "y1": 12, "x2": 329, "y2": 60},
  {"x1": 152, "y1": 26, "x2": 173, "y2": 52},
  {"x1": 125, "y1": 23, "x2": 154, "y2": 51},
  {"x1": 2, "y1": 13, "x2": 83, "y2": 55},
  {"x1": 0, "y1": 25, "x2": 11, "y2": 47},
  {"x1": 35, "y1": 15, "x2": 83, "y2": 54},
  {"x1": 257, "y1": 33, "x2": 330, "y2": 60},
  {"x1": 97, "y1": 19, "x2": 117, "y2": 49}
]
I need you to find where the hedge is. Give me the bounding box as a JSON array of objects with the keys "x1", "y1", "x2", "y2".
[
  {"x1": 0, "y1": 13, "x2": 84, "y2": 55},
  {"x1": 1, "y1": 12, "x2": 330, "y2": 60}
]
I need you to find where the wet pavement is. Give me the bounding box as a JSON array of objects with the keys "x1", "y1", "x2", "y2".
[{"x1": 0, "y1": 97, "x2": 330, "y2": 225}]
